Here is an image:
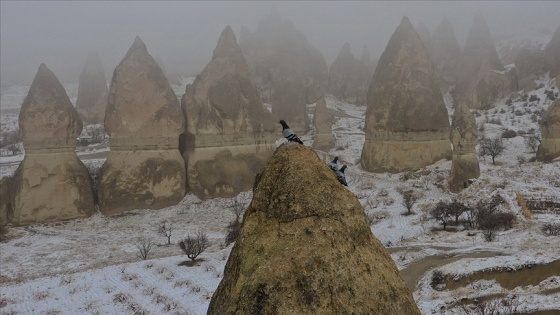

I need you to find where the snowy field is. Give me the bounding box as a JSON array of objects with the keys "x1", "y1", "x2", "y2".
[{"x1": 1, "y1": 75, "x2": 560, "y2": 314}]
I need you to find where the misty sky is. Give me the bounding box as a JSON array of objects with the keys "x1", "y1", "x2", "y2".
[{"x1": 1, "y1": 1, "x2": 559, "y2": 86}]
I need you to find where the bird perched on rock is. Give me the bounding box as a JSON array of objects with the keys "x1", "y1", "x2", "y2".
[
  {"x1": 335, "y1": 165, "x2": 348, "y2": 186},
  {"x1": 279, "y1": 120, "x2": 303, "y2": 145},
  {"x1": 328, "y1": 156, "x2": 339, "y2": 172}
]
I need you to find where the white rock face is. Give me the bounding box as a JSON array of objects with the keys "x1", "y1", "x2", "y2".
[
  {"x1": 98, "y1": 37, "x2": 186, "y2": 215},
  {"x1": 12, "y1": 64, "x2": 95, "y2": 225}
]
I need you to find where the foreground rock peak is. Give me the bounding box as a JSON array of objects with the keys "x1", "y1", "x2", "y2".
[{"x1": 209, "y1": 144, "x2": 420, "y2": 315}]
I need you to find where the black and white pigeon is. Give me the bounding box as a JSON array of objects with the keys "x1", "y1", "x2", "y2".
[
  {"x1": 279, "y1": 120, "x2": 303, "y2": 145},
  {"x1": 328, "y1": 156, "x2": 339, "y2": 172},
  {"x1": 335, "y1": 165, "x2": 348, "y2": 186}
]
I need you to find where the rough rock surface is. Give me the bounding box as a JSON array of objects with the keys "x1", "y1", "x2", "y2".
[
  {"x1": 328, "y1": 43, "x2": 368, "y2": 105},
  {"x1": 453, "y1": 13, "x2": 516, "y2": 109},
  {"x1": 239, "y1": 11, "x2": 328, "y2": 133},
  {"x1": 11, "y1": 64, "x2": 95, "y2": 225},
  {"x1": 361, "y1": 17, "x2": 452, "y2": 173},
  {"x1": 537, "y1": 100, "x2": 560, "y2": 161},
  {"x1": 415, "y1": 20, "x2": 432, "y2": 54},
  {"x1": 99, "y1": 37, "x2": 185, "y2": 215},
  {"x1": 76, "y1": 52, "x2": 108, "y2": 124},
  {"x1": 312, "y1": 96, "x2": 334, "y2": 150},
  {"x1": 545, "y1": 24, "x2": 560, "y2": 79},
  {"x1": 514, "y1": 48, "x2": 546, "y2": 92},
  {"x1": 449, "y1": 102, "x2": 480, "y2": 192},
  {"x1": 181, "y1": 26, "x2": 276, "y2": 199},
  {"x1": 208, "y1": 144, "x2": 420, "y2": 315},
  {"x1": 430, "y1": 18, "x2": 461, "y2": 89}
]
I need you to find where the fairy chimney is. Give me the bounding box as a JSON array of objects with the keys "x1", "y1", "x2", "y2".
[
  {"x1": 430, "y1": 18, "x2": 461, "y2": 89},
  {"x1": 312, "y1": 96, "x2": 334, "y2": 151},
  {"x1": 537, "y1": 100, "x2": 560, "y2": 161},
  {"x1": 361, "y1": 17, "x2": 452, "y2": 173},
  {"x1": 76, "y1": 52, "x2": 108, "y2": 124},
  {"x1": 11, "y1": 64, "x2": 95, "y2": 225},
  {"x1": 208, "y1": 144, "x2": 420, "y2": 315},
  {"x1": 98, "y1": 37, "x2": 186, "y2": 215}
]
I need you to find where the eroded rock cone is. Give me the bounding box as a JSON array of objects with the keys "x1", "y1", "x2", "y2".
[
  {"x1": 449, "y1": 102, "x2": 480, "y2": 192},
  {"x1": 208, "y1": 144, "x2": 420, "y2": 315},
  {"x1": 415, "y1": 20, "x2": 432, "y2": 55},
  {"x1": 514, "y1": 48, "x2": 545, "y2": 92},
  {"x1": 76, "y1": 52, "x2": 108, "y2": 124},
  {"x1": 181, "y1": 26, "x2": 276, "y2": 199},
  {"x1": 361, "y1": 17, "x2": 451, "y2": 173},
  {"x1": 453, "y1": 12, "x2": 516, "y2": 109},
  {"x1": 11, "y1": 64, "x2": 95, "y2": 225},
  {"x1": 328, "y1": 43, "x2": 367, "y2": 105},
  {"x1": 537, "y1": 100, "x2": 560, "y2": 161},
  {"x1": 312, "y1": 96, "x2": 334, "y2": 150},
  {"x1": 430, "y1": 18, "x2": 461, "y2": 89},
  {"x1": 99, "y1": 37, "x2": 186, "y2": 215},
  {"x1": 239, "y1": 11, "x2": 328, "y2": 133},
  {"x1": 545, "y1": 24, "x2": 560, "y2": 79}
]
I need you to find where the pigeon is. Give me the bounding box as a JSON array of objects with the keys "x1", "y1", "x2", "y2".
[
  {"x1": 328, "y1": 156, "x2": 339, "y2": 172},
  {"x1": 279, "y1": 120, "x2": 303, "y2": 145},
  {"x1": 335, "y1": 165, "x2": 348, "y2": 186}
]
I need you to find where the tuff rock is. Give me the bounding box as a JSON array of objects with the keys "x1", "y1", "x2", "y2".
[{"x1": 76, "y1": 52, "x2": 108, "y2": 124}]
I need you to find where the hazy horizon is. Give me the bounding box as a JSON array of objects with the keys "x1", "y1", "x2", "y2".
[{"x1": 1, "y1": 1, "x2": 559, "y2": 87}]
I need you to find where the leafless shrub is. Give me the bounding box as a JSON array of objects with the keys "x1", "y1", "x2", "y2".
[
  {"x1": 397, "y1": 188, "x2": 421, "y2": 215},
  {"x1": 479, "y1": 137, "x2": 505, "y2": 165},
  {"x1": 179, "y1": 231, "x2": 209, "y2": 262},
  {"x1": 541, "y1": 223, "x2": 560, "y2": 236},
  {"x1": 430, "y1": 269, "x2": 447, "y2": 290},
  {"x1": 158, "y1": 221, "x2": 173, "y2": 245},
  {"x1": 33, "y1": 291, "x2": 50, "y2": 301},
  {"x1": 525, "y1": 135, "x2": 541, "y2": 153},
  {"x1": 366, "y1": 210, "x2": 389, "y2": 226},
  {"x1": 135, "y1": 237, "x2": 153, "y2": 260},
  {"x1": 225, "y1": 198, "x2": 247, "y2": 246},
  {"x1": 459, "y1": 295, "x2": 520, "y2": 315}
]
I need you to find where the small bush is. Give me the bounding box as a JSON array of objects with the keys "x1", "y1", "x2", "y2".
[
  {"x1": 430, "y1": 269, "x2": 447, "y2": 290},
  {"x1": 541, "y1": 223, "x2": 560, "y2": 236},
  {"x1": 179, "y1": 232, "x2": 209, "y2": 262},
  {"x1": 501, "y1": 129, "x2": 517, "y2": 138},
  {"x1": 529, "y1": 94, "x2": 539, "y2": 102}
]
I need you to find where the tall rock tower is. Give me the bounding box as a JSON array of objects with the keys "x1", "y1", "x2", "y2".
[
  {"x1": 98, "y1": 37, "x2": 186, "y2": 215},
  {"x1": 544, "y1": 24, "x2": 560, "y2": 80},
  {"x1": 361, "y1": 17, "x2": 452, "y2": 173},
  {"x1": 208, "y1": 144, "x2": 421, "y2": 315},
  {"x1": 239, "y1": 11, "x2": 329, "y2": 134},
  {"x1": 453, "y1": 12, "x2": 517, "y2": 109},
  {"x1": 312, "y1": 95, "x2": 334, "y2": 151},
  {"x1": 76, "y1": 52, "x2": 108, "y2": 124},
  {"x1": 328, "y1": 43, "x2": 367, "y2": 105},
  {"x1": 449, "y1": 102, "x2": 480, "y2": 192},
  {"x1": 430, "y1": 18, "x2": 461, "y2": 90},
  {"x1": 11, "y1": 64, "x2": 95, "y2": 225},
  {"x1": 181, "y1": 26, "x2": 276, "y2": 199},
  {"x1": 537, "y1": 100, "x2": 560, "y2": 161}
]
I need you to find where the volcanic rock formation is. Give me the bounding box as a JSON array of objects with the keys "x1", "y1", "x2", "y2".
[
  {"x1": 181, "y1": 26, "x2": 276, "y2": 199},
  {"x1": 514, "y1": 48, "x2": 546, "y2": 92},
  {"x1": 430, "y1": 18, "x2": 461, "y2": 90},
  {"x1": 239, "y1": 11, "x2": 329, "y2": 133},
  {"x1": 415, "y1": 20, "x2": 432, "y2": 54},
  {"x1": 544, "y1": 24, "x2": 560, "y2": 80},
  {"x1": 453, "y1": 12, "x2": 517, "y2": 109},
  {"x1": 76, "y1": 52, "x2": 108, "y2": 124},
  {"x1": 312, "y1": 96, "x2": 334, "y2": 151},
  {"x1": 99, "y1": 37, "x2": 186, "y2": 215},
  {"x1": 328, "y1": 43, "x2": 368, "y2": 105},
  {"x1": 208, "y1": 144, "x2": 420, "y2": 315},
  {"x1": 10, "y1": 64, "x2": 95, "y2": 225},
  {"x1": 449, "y1": 102, "x2": 480, "y2": 192},
  {"x1": 537, "y1": 100, "x2": 560, "y2": 161},
  {"x1": 361, "y1": 17, "x2": 452, "y2": 173}
]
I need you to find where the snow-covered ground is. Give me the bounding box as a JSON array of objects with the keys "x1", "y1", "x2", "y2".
[{"x1": 1, "y1": 74, "x2": 559, "y2": 314}]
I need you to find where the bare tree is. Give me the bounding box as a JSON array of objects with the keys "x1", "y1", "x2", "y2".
[
  {"x1": 448, "y1": 200, "x2": 468, "y2": 225},
  {"x1": 399, "y1": 189, "x2": 419, "y2": 215},
  {"x1": 225, "y1": 198, "x2": 247, "y2": 246},
  {"x1": 479, "y1": 137, "x2": 505, "y2": 164},
  {"x1": 524, "y1": 135, "x2": 540, "y2": 153},
  {"x1": 179, "y1": 232, "x2": 209, "y2": 262},
  {"x1": 158, "y1": 221, "x2": 173, "y2": 245},
  {"x1": 431, "y1": 201, "x2": 451, "y2": 231},
  {"x1": 135, "y1": 237, "x2": 153, "y2": 260}
]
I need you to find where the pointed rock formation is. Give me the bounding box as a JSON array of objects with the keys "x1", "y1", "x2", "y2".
[
  {"x1": 415, "y1": 20, "x2": 432, "y2": 54},
  {"x1": 544, "y1": 24, "x2": 560, "y2": 80},
  {"x1": 361, "y1": 17, "x2": 452, "y2": 173},
  {"x1": 537, "y1": 100, "x2": 560, "y2": 161},
  {"x1": 99, "y1": 37, "x2": 186, "y2": 215},
  {"x1": 514, "y1": 48, "x2": 546, "y2": 92},
  {"x1": 10, "y1": 64, "x2": 95, "y2": 225},
  {"x1": 312, "y1": 96, "x2": 334, "y2": 150},
  {"x1": 181, "y1": 26, "x2": 276, "y2": 199},
  {"x1": 208, "y1": 144, "x2": 420, "y2": 315},
  {"x1": 76, "y1": 52, "x2": 108, "y2": 124},
  {"x1": 449, "y1": 102, "x2": 480, "y2": 192},
  {"x1": 239, "y1": 11, "x2": 329, "y2": 133},
  {"x1": 328, "y1": 43, "x2": 368, "y2": 105},
  {"x1": 360, "y1": 46, "x2": 377, "y2": 100},
  {"x1": 430, "y1": 18, "x2": 461, "y2": 89},
  {"x1": 453, "y1": 12, "x2": 516, "y2": 109}
]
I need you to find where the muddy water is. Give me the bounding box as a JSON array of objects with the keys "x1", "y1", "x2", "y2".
[
  {"x1": 398, "y1": 251, "x2": 502, "y2": 290},
  {"x1": 446, "y1": 259, "x2": 560, "y2": 291}
]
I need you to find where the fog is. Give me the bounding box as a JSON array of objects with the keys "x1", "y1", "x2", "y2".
[{"x1": 1, "y1": 1, "x2": 559, "y2": 86}]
